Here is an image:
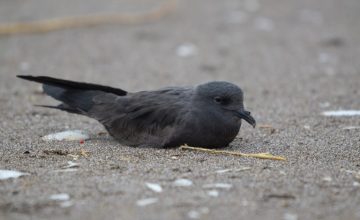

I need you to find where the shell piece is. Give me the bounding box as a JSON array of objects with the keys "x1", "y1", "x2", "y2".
[
  {"x1": 203, "y1": 183, "x2": 233, "y2": 189},
  {"x1": 49, "y1": 193, "x2": 70, "y2": 201},
  {"x1": 145, "y1": 183, "x2": 163, "y2": 193},
  {"x1": 42, "y1": 130, "x2": 89, "y2": 141},
  {"x1": 136, "y1": 198, "x2": 158, "y2": 207},
  {"x1": 0, "y1": 170, "x2": 29, "y2": 180},
  {"x1": 173, "y1": 178, "x2": 193, "y2": 187},
  {"x1": 322, "y1": 110, "x2": 360, "y2": 117}
]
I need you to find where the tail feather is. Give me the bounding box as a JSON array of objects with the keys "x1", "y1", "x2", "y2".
[
  {"x1": 17, "y1": 75, "x2": 127, "y2": 96},
  {"x1": 35, "y1": 104, "x2": 83, "y2": 114},
  {"x1": 17, "y1": 75, "x2": 124, "y2": 114}
]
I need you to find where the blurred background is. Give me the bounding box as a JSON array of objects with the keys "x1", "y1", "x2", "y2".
[{"x1": 1, "y1": 0, "x2": 359, "y2": 116}]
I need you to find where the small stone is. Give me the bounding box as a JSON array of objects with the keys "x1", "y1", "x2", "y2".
[
  {"x1": 145, "y1": 183, "x2": 163, "y2": 193},
  {"x1": 203, "y1": 183, "x2": 232, "y2": 189},
  {"x1": 49, "y1": 193, "x2": 70, "y2": 201},
  {"x1": 0, "y1": 170, "x2": 29, "y2": 180},
  {"x1": 62, "y1": 161, "x2": 80, "y2": 169},
  {"x1": 136, "y1": 198, "x2": 158, "y2": 207},
  {"x1": 173, "y1": 178, "x2": 193, "y2": 187},
  {"x1": 322, "y1": 176, "x2": 332, "y2": 182}
]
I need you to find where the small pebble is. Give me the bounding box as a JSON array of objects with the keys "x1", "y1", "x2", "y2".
[
  {"x1": 203, "y1": 183, "x2": 233, "y2": 189},
  {"x1": 173, "y1": 178, "x2": 193, "y2": 187},
  {"x1": 322, "y1": 176, "x2": 332, "y2": 182},
  {"x1": 62, "y1": 161, "x2": 80, "y2": 169},
  {"x1": 136, "y1": 198, "x2": 158, "y2": 207},
  {"x1": 49, "y1": 193, "x2": 70, "y2": 201},
  {"x1": 0, "y1": 170, "x2": 29, "y2": 180},
  {"x1": 145, "y1": 183, "x2": 163, "y2": 193}
]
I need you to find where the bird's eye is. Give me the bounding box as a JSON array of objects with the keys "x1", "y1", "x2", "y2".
[{"x1": 214, "y1": 96, "x2": 223, "y2": 104}]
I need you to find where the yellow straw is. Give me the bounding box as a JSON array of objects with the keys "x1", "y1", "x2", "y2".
[
  {"x1": 0, "y1": 0, "x2": 177, "y2": 35},
  {"x1": 180, "y1": 145, "x2": 286, "y2": 161}
]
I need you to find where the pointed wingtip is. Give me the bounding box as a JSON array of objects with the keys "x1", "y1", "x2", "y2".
[{"x1": 17, "y1": 75, "x2": 34, "y2": 80}]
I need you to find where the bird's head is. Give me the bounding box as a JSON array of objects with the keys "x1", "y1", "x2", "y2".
[{"x1": 194, "y1": 81, "x2": 256, "y2": 127}]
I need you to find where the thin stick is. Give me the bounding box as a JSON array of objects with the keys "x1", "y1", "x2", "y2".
[
  {"x1": 0, "y1": 0, "x2": 177, "y2": 36},
  {"x1": 180, "y1": 145, "x2": 286, "y2": 161}
]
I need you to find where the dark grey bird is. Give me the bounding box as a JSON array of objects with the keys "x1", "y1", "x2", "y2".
[{"x1": 17, "y1": 75, "x2": 256, "y2": 148}]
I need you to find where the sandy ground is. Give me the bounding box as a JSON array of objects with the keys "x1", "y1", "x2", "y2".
[{"x1": 1, "y1": 0, "x2": 360, "y2": 219}]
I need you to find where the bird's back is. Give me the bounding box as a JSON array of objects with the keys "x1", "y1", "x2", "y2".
[{"x1": 89, "y1": 87, "x2": 194, "y2": 147}]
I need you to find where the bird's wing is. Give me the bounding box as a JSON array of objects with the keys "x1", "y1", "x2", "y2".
[{"x1": 88, "y1": 87, "x2": 193, "y2": 145}]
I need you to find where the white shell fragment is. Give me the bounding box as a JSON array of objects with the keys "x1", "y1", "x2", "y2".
[
  {"x1": 207, "y1": 190, "x2": 219, "y2": 197},
  {"x1": 176, "y1": 43, "x2": 197, "y2": 57},
  {"x1": 322, "y1": 110, "x2": 360, "y2": 117},
  {"x1": 145, "y1": 183, "x2": 163, "y2": 193},
  {"x1": 62, "y1": 161, "x2": 80, "y2": 169},
  {"x1": 136, "y1": 198, "x2": 158, "y2": 207},
  {"x1": 203, "y1": 183, "x2": 233, "y2": 189},
  {"x1": 0, "y1": 170, "x2": 29, "y2": 180},
  {"x1": 215, "y1": 169, "x2": 232, "y2": 174},
  {"x1": 322, "y1": 176, "x2": 332, "y2": 182},
  {"x1": 42, "y1": 130, "x2": 89, "y2": 141},
  {"x1": 49, "y1": 193, "x2": 70, "y2": 201},
  {"x1": 49, "y1": 193, "x2": 73, "y2": 208},
  {"x1": 173, "y1": 178, "x2": 193, "y2": 187}
]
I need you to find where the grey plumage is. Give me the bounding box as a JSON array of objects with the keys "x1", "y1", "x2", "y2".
[{"x1": 17, "y1": 75, "x2": 256, "y2": 148}]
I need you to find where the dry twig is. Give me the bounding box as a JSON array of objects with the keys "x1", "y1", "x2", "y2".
[
  {"x1": 180, "y1": 145, "x2": 286, "y2": 161},
  {"x1": 0, "y1": 0, "x2": 177, "y2": 36}
]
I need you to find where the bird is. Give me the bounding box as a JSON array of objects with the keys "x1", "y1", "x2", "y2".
[{"x1": 17, "y1": 75, "x2": 256, "y2": 148}]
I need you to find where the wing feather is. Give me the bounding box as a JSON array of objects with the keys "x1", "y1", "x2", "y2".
[{"x1": 88, "y1": 88, "x2": 193, "y2": 146}]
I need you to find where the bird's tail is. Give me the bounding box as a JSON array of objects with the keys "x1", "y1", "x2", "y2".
[{"x1": 17, "y1": 75, "x2": 127, "y2": 114}]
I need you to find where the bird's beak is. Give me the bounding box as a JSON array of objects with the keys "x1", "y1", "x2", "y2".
[{"x1": 236, "y1": 110, "x2": 256, "y2": 128}]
